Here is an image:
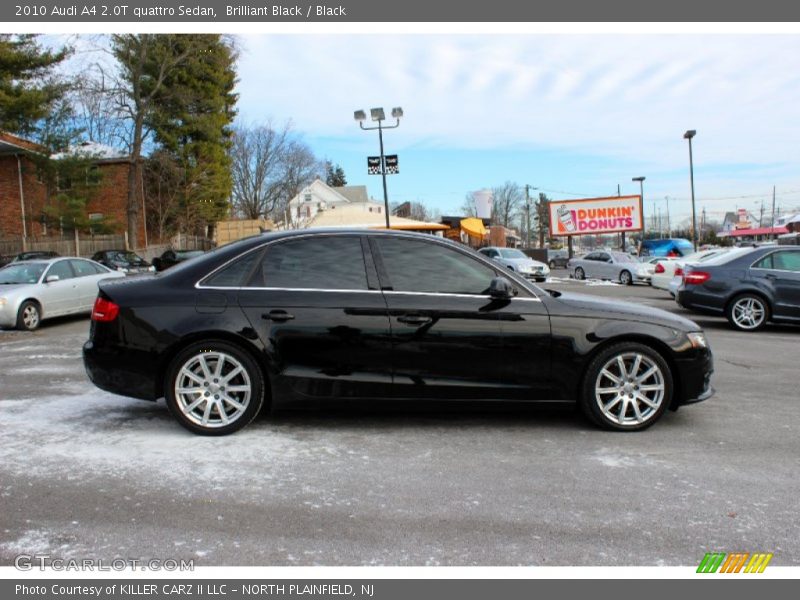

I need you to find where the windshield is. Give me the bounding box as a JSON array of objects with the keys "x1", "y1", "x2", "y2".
[
  {"x1": 114, "y1": 251, "x2": 147, "y2": 264},
  {"x1": 612, "y1": 253, "x2": 636, "y2": 263},
  {"x1": 499, "y1": 249, "x2": 527, "y2": 259},
  {"x1": 698, "y1": 247, "x2": 752, "y2": 265},
  {"x1": 176, "y1": 250, "x2": 204, "y2": 259},
  {"x1": 0, "y1": 262, "x2": 46, "y2": 284}
]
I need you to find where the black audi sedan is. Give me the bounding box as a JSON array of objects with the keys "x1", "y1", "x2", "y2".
[
  {"x1": 83, "y1": 229, "x2": 714, "y2": 435},
  {"x1": 676, "y1": 245, "x2": 800, "y2": 331},
  {"x1": 91, "y1": 249, "x2": 155, "y2": 274}
]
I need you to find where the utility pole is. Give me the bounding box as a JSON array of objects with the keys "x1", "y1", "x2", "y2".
[
  {"x1": 701, "y1": 207, "x2": 707, "y2": 243},
  {"x1": 758, "y1": 199, "x2": 765, "y2": 228},
  {"x1": 770, "y1": 185, "x2": 776, "y2": 232},
  {"x1": 665, "y1": 196, "x2": 671, "y2": 237},
  {"x1": 525, "y1": 184, "x2": 531, "y2": 249},
  {"x1": 618, "y1": 185, "x2": 624, "y2": 250}
]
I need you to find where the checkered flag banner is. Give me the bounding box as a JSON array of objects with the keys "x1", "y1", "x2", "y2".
[
  {"x1": 367, "y1": 156, "x2": 381, "y2": 175},
  {"x1": 385, "y1": 155, "x2": 399, "y2": 174}
]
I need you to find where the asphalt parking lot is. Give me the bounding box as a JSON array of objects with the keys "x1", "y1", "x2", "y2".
[{"x1": 1, "y1": 272, "x2": 798, "y2": 566}]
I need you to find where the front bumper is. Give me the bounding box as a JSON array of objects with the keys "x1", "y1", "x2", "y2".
[{"x1": 674, "y1": 347, "x2": 715, "y2": 407}]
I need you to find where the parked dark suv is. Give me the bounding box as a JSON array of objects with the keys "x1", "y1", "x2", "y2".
[
  {"x1": 83, "y1": 229, "x2": 714, "y2": 435},
  {"x1": 91, "y1": 249, "x2": 154, "y2": 274},
  {"x1": 676, "y1": 246, "x2": 800, "y2": 331}
]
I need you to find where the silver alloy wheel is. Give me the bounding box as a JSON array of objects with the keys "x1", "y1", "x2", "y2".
[
  {"x1": 731, "y1": 297, "x2": 766, "y2": 330},
  {"x1": 174, "y1": 351, "x2": 252, "y2": 428},
  {"x1": 594, "y1": 351, "x2": 665, "y2": 427},
  {"x1": 22, "y1": 304, "x2": 39, "y2": 330},
  {"x1": 620, "y1": 270, "x2": 632, "y2": 285},
  {"x1": 575, "y1": 267, "x2": 585, "y2": 280}
]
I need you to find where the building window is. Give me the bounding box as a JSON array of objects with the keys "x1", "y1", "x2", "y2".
[
  {"x1": 304, "y1": 193, "x2": 312, "y2": 203},
  {"x1": 89, "y1": 213, "x2": 104, "y2": 221},
  {"x1": 56, "y1": 175, "x2": 72, "y2": 191},
  {"x1": 86, "y1": 165, "x2": 101, "y2": 186}
]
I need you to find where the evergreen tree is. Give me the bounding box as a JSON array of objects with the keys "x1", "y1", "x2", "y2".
[
  {"x1": 0, "y1": 34, "x2": 71, "y2": 137},
  {"x1": 146, "y1": 35, "x2": 238, "y2": 236},
  {"x1": 325, "y1": 161, "x2": 347, "y2": 187}
]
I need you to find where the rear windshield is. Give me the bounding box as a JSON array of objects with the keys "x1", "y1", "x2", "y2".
[{"x1": 698, "y1": 247, "x2": 753, "y2": 266}]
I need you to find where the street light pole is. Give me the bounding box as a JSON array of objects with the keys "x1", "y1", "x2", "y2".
[
  {"x1": 684, "y1": 130, "x2": 698, "y2": 251},
  {"x1": 354, "y1": 107, "x2": 403, "y2": 229},
  {"x1": 632, "y1": 176, "x2": 646, "y2": 242}
]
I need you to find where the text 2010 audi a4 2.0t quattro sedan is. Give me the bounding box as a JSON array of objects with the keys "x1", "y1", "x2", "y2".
[{"x1": 83, "y1": 230, "x2": 714, "y2": 435}]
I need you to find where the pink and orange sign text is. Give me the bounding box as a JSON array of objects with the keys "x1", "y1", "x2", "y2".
[{"x1": 549, "y1": 195, "x2": 643, "y2": 236}]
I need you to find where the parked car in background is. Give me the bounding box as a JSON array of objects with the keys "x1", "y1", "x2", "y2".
[
  {"x1": 651, "y1": 248, "x2": 731, "y2": 293},
  {"x1": 568, "y1": 250, "x2": 652, "y2": 285},
  {"x1": 0, "y1": 250, "x2": 59, "y2": 268},
  {"x1": 478, "y1": 247, "x2": 550, "y2": 281},
  {"x1": 91, "y1": 250, "x2": 155, "y2": 274},
  {"x1": 676, "y1": 246, "x2": 800, "y2": 331},
  {"x1": 0, "y1": 257, "x2": 125, "y2": 331},
  {"x1": 83, "y1": 229, "x2": 713, "y2": 435},
  {"x1": 547, "y1": 249, "x2": 570, "y2": 269},
  {"x1": 639, "y1": 238, "x2": 695, "y2": 258},
  {"x1": 152, "y1": 249, "x2": 205, "y2": 272}
]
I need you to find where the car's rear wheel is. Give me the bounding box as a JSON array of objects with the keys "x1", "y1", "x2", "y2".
[
  {"x1": 619, "y1": 270, "x2": 633, "y2": 285},
  {"x1": 549, "y1": 260, "x2": 556, "y2": 269},
  {"x1": 574, "y1": 267, "x2": 585, "y2": 280},
  {"x1": 580, "y1": 342, "x2": 672, "y2": 431},
  {"x1": 726, "y1": 294, "x2": 769, "y2": 332},
  {"x1": 165, "y1": 341, "x2": 264, "y2": 435},
  {"x1": 16, "y1": 300, "x2": 41, "y2": 331}
]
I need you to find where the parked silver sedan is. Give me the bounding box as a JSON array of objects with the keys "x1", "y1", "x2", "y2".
[
  {"x1": 0, "y1": 257, "x2": 125, "y2": 331},
  {"x1": 568, "y1": 250, "x2": 651, "y2": 285},
  {"x1": 478, "y1": 247, "x2": 550, "y2": 281}
]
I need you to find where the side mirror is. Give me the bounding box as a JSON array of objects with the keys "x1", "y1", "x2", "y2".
[
  {"x1": 45, "y1": 275, "x2": 60, "y2": 283},
  {"x1": 489, "y1": 276, "x2": 516, "y2": 299}
]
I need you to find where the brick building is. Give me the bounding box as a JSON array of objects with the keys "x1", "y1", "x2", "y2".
[{"x1": 0, "y1": 131, "x2": 145, "y2": 248}]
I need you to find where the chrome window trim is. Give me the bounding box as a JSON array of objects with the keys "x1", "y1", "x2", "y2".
[{"x1": 194, "y1": 230, "x2": 546, "y2": 300}]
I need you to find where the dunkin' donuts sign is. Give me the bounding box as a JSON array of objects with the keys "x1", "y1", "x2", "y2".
[{"x1": 549, "y1": 195, "x2": 643, "y2": 236}]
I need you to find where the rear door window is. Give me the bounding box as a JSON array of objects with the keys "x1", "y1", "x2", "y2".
[
  {"x1": 772, "y1": 251, "x2": 800, "y2": 272},
  {"x1": 251, "y1": 236, "x2": 368, "y2": 290}
]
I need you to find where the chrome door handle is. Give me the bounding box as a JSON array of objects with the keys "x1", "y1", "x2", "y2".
[
  {"x1": 397, "y1": 314, "x2": 432, "y2": 325},
  {"x1": 262, "y1": 310, "x2": 295, "y2": 322}
]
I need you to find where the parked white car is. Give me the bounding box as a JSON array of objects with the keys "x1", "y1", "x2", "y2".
[
  {"x1": 0, "y1": 257, "x2": 125, "y2": 331},
  {"x1": 651, "y1": 249, "x2": 731, "y2": 292}
]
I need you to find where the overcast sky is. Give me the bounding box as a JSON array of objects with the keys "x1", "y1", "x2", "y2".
[{"x1": 234, "y1": 34, "x2": 800, "y2": 224}]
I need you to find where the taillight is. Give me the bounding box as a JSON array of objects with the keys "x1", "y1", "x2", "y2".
[
  {"x1": 684, "y1": 271, "x2": 711, "y2": 285},
  {"x1": 654, "y1": 262, "x2": 665, "y2": 274},
  {"x1": 91, "y1": 297, "x2": 119, "y2": 322},
  {"x1": 674, "y1": 267, "x2": 683, "y2": 277}
]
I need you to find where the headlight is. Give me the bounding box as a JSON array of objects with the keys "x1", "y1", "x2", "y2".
[
  {"x1": 116, "y1": 266, "x2": 127, "y2": 272},
  {"x1": 687, "y1": 332, "x2": 708, "y2": 349},
  {"x1": 148, "y1": 265, "x2": 156, "y2": 272},
  {"x1": 0, "y1": 297, "x2": 7, "y2": 307}
]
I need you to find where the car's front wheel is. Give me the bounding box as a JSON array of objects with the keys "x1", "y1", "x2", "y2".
[
  {"x1": 16, "y1": 300, "x2": 41, "y2": 331},
  {"x1": 619, "y1": 270, "x2": 633, "y2": 285},
  {"x1": 726, "y1": 293, "x2": 769, "y2": 332},
  {"x1": 580, "y1": 342, "x2": 672, "y2": 431},
  {"x1": 165, "y1": 341, "x2": 265, "y2": 435},
  {"x1": 549, "y1": 260, "x2": 556, "y2": 269},
  {"x1": 574, "y1": 267, "x2": 585, "y2": 280}
]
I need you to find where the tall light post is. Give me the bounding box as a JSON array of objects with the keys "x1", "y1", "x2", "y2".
[
  {"x1": 664, "y1": 195, "x2": 671, "y2": 237},
  {"x1": 354, "y1": 107, "x2": 402, "y2": 228},
  {"x1": 684, "y1": 129, "x2": 698, "y2": 250},
  {"x1": 632, "y1": 176, "x2": 646, "y2": 240}
]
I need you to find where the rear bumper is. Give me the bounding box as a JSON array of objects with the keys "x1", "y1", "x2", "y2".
[{"x1": 83, "y1": 339, "x2": 159, "y2": 401}]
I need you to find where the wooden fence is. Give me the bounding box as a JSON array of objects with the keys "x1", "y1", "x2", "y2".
[{"x1": 0, "y1": 232, "x2": 215, "y2": 261}]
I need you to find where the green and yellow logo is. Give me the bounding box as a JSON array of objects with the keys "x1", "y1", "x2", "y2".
[{"x1": 697, "y1": 552, "x2": 773, "y2": 573}]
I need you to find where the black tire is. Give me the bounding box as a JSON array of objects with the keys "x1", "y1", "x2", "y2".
[
  {"x1": 619, "y1": 270, "x2": 633, "y2": 286},
  {"x1": 574, "y1": 267, "x2": 585, "y2": 280},
  {"x1": 549, "y1": 260, "x2": 556, "y2": 269},
  {"x1": 165, "y1": 340, "x2": 265, "y2": 435},
  {"x1": 726, "y1": 293, "x2": 769, "y2": 332},
  {"x1": 580, "y1": 342, "x2": 673, "y2": 431},
  {"x1": 16, "y1": 300, "x2": 41, "y2": 331}
]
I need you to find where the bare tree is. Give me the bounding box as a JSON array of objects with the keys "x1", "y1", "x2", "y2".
[
  {"x1": 143, "y1": 150, "x2": 183, "y2": 242},
  {"x1": 460, "y1": 193, "x2": 478, "y2": 217},
  {"x1": 111, "y1": 34, "x2": 198, "y2": 247},
  {"x1": 229, "y1": 122, "x2": 291, "y2": 219},
  {"x1": 71, "y1": 65, "x2": 130, "y2": 150},
  {"x1": 491, "y1": 181, "x2": 524, "y2": 228},
  {"x1": 277, "y1": 139, "x2": 325, "y2": 220}
]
